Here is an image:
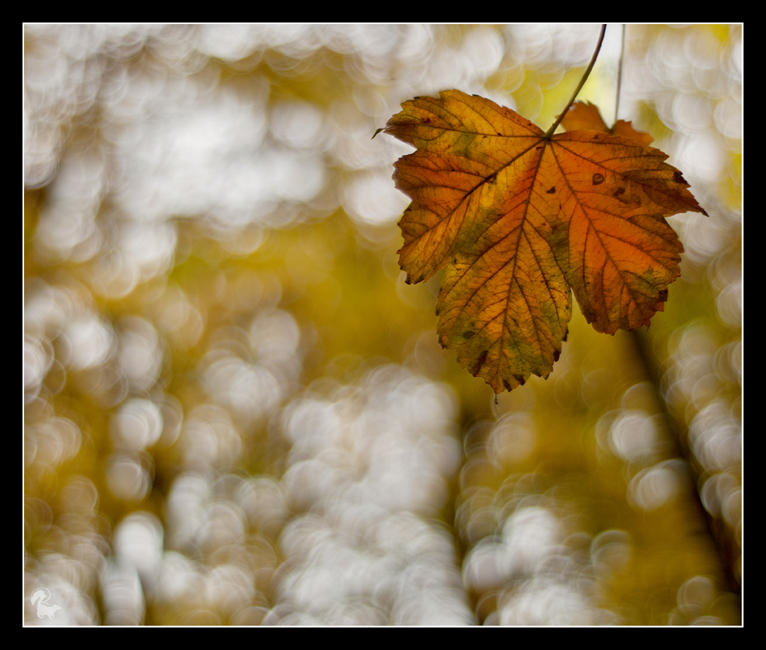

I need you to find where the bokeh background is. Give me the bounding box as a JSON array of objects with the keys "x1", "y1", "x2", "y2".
[{"x1": 24, "y1": 24, "x2": 741, "y2": 625}]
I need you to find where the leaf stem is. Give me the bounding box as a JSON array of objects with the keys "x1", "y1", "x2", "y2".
[{"x1": 544, "y1": 24, "x2": 607, "y2": 138}]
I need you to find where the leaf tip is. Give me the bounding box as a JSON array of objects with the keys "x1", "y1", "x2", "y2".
[{"x1": 371, "y1": 127, "x2": 385, "y2": 140}]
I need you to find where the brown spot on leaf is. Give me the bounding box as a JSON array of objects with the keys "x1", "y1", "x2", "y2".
[
  {"x1": 546, "y1": 187, "x2": 556, "y2": 194},
  {"x1": 592, "y1": 173, "x2": 605, "y2": 185},
  {"x1": 658, "y1": 289, "x2": 668, "y2": 302},
  {"x1": 513, "y1": 374, "x2": 526, "y2": 386},
  {"x1": 503, "y1": 380, "x2": 512, "y2": 392}
]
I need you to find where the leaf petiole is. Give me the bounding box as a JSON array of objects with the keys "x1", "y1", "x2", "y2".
[{"x1": 544, "y1": 24, "x2": 607, "y2": 139}]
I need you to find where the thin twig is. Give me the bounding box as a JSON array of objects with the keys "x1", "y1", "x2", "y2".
[
  {"x1": 629, "y1": 329, "x2": 741, "y2": 599},
  {"x1": 614, "y1": 24, "x2": 626, "y2": 122}
]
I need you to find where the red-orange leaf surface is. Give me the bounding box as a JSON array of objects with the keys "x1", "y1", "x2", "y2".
[{"x1": 382, "y1": 90, "x2": 707, "y2": 393}]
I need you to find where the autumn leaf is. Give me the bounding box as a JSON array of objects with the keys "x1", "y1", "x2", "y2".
[
  {"x1": 381, "y1": 90, "x2": 707, "y2": 393},
  {"x1": 560, "y1": 100, "x2": 655, "y2": 146}
]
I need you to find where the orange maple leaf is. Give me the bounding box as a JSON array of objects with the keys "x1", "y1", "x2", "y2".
[
  {"x1": 560, "y1": 100, "x2": 656, "y2": 147},
  {"x1": 382, "y1": 90, "x2": 707, "y2": 393}
]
